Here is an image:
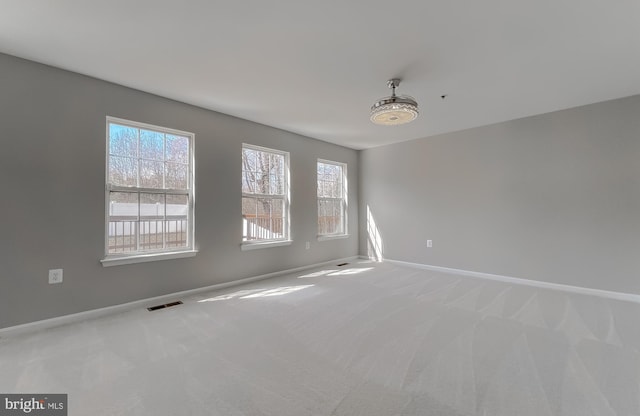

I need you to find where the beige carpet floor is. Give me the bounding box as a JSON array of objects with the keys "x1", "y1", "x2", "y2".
[{"x1": 1, "y1": 260, "x2": 639, "y2": 415}]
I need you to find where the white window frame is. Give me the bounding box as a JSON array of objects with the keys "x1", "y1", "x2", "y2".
[
  {"x1": 241, "y1": 143, "x2": 291, "y2": 250},
  {"x1": 101, "y1": 116, "x2": 196, "y2": 266},
  {"x1": 317, "y1": 159, "x2": 348, "y2": 240}
]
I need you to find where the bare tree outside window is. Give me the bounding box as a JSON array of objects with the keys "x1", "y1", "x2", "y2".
[{"x1": 242, "y1": 144, "x2": 289, "y2": 242}]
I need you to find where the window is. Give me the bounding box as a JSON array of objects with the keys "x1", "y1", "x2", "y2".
[
  {"x1": 317, "y1": 159, "x2": 347, "y2": 237},
  {"x1": 104, "y1": 117, "x2": 194, "y2": 264},
  {"x1": 242, "y1": 144, "x2": 290, "y2": 245}
]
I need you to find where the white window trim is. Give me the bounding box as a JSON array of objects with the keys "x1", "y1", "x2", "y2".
[
  {"x1": 240, "y1": 240, "x2": 293, "y2": 251},
  {"x1": 317, "y1": 159, "x2": 348, "y2": 238},
  {"x1": 103, "y1": 116, "x2": 196, "y2": 266},
  {"x1": 317, "y1": 234, "x2": 350, "y2": 242},
  {"x1": 101, "y1": 250, "x2": 198, "y2": 267},
  {"x1": 241, "y1": 143, "x2": 291, "y2": 248}
]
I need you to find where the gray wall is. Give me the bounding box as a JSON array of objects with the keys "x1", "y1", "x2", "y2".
[
  {"x1": 359, "y1": 95, "x2": 640, "y2": 295},
  {"x1": 0, "y1": 53, "x2": 358, "y2": 328}
]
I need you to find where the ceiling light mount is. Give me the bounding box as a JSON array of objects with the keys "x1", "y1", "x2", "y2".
[
  {"x1": 370, "y1": 79, "x2": 419, "y2": 126},
  {"x1": 387, "y1": 78, "x2": 400, "y2": 91}
]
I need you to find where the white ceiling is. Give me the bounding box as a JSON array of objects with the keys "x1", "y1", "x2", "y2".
[{"x1": 1, "y1": 0, "x2": 639, "y2": 149}]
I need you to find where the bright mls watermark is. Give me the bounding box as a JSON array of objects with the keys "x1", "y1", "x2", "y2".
[{"x1": 0, "y1": 395, "x2": 66, "y2": 415}]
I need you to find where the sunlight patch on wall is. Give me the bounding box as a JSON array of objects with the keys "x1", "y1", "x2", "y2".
[{"x1": 367, "y1": 205, "x2": 384, "y2": 261}]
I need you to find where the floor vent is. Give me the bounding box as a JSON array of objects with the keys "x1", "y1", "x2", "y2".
[
  {"x1": 147, "y1": 301, "x2": 183, "y2": 311},
  {"x1": 337, "y1": 262, "x2": 349, "y2": 267}
]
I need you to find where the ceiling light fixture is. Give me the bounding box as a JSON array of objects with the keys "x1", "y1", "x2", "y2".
[{"x1": 370, "y1": 79, "x2": 419, "y2": 126}]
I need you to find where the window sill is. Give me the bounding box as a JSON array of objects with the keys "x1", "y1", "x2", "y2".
[
  {"x1": 317, "y1": 234, "x2": 350, "y2": 242},
  {"x1": 101, "y1": 250, "x2": 198, "y2": 267},
  {"x1": 241, "y1": 240, "x2": 293, "y2": 251}
]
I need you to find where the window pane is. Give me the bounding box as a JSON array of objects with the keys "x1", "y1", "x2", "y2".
[
  {"x1": 140, "y1": 193, "x2": 165, "y2": 219},
  {"x1": 242, "y1": 169, "x2": 255, "y2": 193},
  {"x1": 325, "y1": 199, "x2": 340, "y2": 234},
  {"x1": 108, "y1": 192, "x2": 138, "y2": 254},
  {"x1": 242, "y1": 197, "x2": 258, "y2": 241},
  {"x1": 318, "y1": 163, "x2": 328, "y2": 181},
  {"x1": 318, "y1": 199, "x2": 328, "y2": 235},
  {"x1": 165, "y1": 162, "x2": 188, "y2": 189},
  {"x1": 336, "y1": 200, "x2": 344, "y2": 234},
  {"x1": 321, "y1": 181, "x2": 332, "y2": 198},
  {"x1": 140, "y1": 130, "x2": 164, "y2": 160},
  {"x1": 245, "y1": 198, "x2": 281, "y2": 240},
  {"x1": 334, "y1": 178, "x2": 343, "y2": 198},
  {"x1": 254, "y1": 170, "x2": 269, "y2": 194},
  {"x1": 270, "y1": 198, "x2": 284, "y2": 238},
  {"x1": 259, "y1": 151, "x2": 270, "y2": 175},
  {"x1": 333, "y1": 200, "x2": 343, "y2": 233},
  {"x1": 109, "y1": 156, "x2": 138, "y2": 186},
  {"x1": 140, "y1": 193, "x2": 165, "y2": 250},
  {"x1": 323, "y1": 180, "x2": 332, "y2": 198},
  {"x1": 109, "y1": 124, "x2": 138, "y2": 157},
  {"x1": 166, "y1": 194, "x2": 188, "y2": 217},
  {"x1": 166, "y1": 134, "x2": 189, "y2": 164},
  {"x1": 270, "y1": 153, "x2": 283, "y2": 176},
  {"x1": 109, "y1": 192, "x2": 139, "y2": 218},
  {"x1": 166, "y1": 194, "x2": 188, "y2": 248},
  {"x1": 255, "y1": 198, "x2": 276, "y2": 240},
  {"x1": 269, "y1": 173, "x2": 282, "y2": 194},
  {"x1": 242, "y1": 197, "x2": 257, "y2": 217},
  {"x1": 322, "y1": 163, "x2": 330, "y2": 177},
  {"x1": 256, "y1": 197, "x2": 271, "y2": 218},
  {"x1": 326, "y1": 164, "x2": 338, "y2": 180},
  {"x1": 330, "y1": 179, "x2": 339, "y2": 198},
  {"x1": 242, "y1": 148, "x2": 257, "y2": 172},
  {"x1": 328, "y1": 181, "x2": 337, "y2": 198},
  {"x1": 140, "y1": 160, "x2": 164, "y2": 189}
]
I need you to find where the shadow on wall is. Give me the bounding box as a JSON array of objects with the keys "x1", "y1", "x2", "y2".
[{"x1": 367, "y1": 205, "x2": 383, "y2": 261}]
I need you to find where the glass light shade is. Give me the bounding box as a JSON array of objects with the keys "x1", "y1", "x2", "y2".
[
  {"x1": 370, "y1": 91, "x2": 419, "y2": 125},
  {"x1": 370, "y1": 102, "x2": 419, "y2": 125}
]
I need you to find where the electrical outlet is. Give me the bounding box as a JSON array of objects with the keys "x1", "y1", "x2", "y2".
[
  {"x1": 427, "y1": 240, "x2": 433, "y2": 248},
  {"x1": 49, "y1": 269, "x2": 63, "y2": 284},
  {"x1": 305, "y1": 241, "x2": 310, "y2": 250}
]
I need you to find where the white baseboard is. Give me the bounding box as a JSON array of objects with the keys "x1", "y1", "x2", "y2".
[
  {"x1": 385, "y1": 258, "x2": 640, "y2": 304},
  {"x1": 0, "y1": 256, "x2": 359, "y2": 337}
]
